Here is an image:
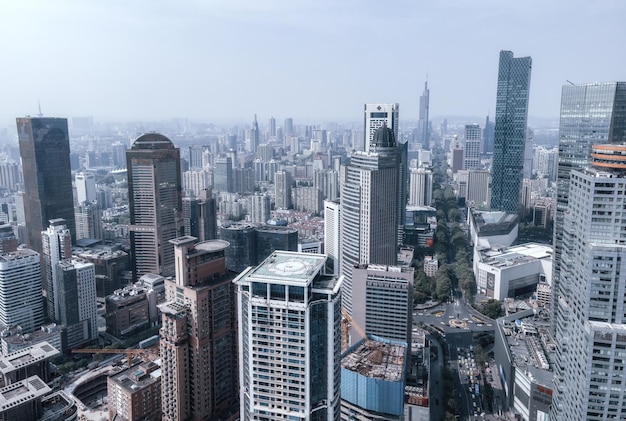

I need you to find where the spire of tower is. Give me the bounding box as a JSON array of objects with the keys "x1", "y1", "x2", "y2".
[{"x1": 37, "y1": 102, "x2": 43, "y2": 117}]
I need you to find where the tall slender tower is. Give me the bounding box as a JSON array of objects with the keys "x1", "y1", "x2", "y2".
[
  {"x1": 418, "y1": 81, "x2": 430, "y2": 148},
  {"x1": 551, "y1": 145, "x2": 626, "y2": 420},
  {"x1": 75, "y1": 172, "x2": 96, "y2": 204},
  {"x1": 235, "y1": 251, "x2": 342, "y2": 421},
  {"x1": 463, "y1": 124, "x2": 481, "y2": 170},
  {"x1": 340, "y1": 125, "x2": 398, "y2": 315},
  {"x1": 126, "y1": 133, "x2": 183, "y2": 281},
  {"x1": 159, "y1": 237, "x2": 238, "y2": 421},
  {"x1": 250, "y1": 114, "x2": 260, "y2": 154},
  {"x1": 17, "y1": 117, "x2": 76, "y2": 254},
  {"x1": 489, "y1": 50, "x2": 532, "y2": 213},
  {"x1": 42, "y1": 219, "x2": 72, "y2": 321}
]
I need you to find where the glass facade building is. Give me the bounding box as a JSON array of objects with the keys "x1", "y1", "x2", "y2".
[
  {"x1": 235, "y1": 251, "x2": 342, "y2": 421},
  {"x1": 17, "y1": 117, "x2": 76, "y2": 254},
  {"x1": 490, "y1": 50, "x2": 532, "y2": 213}
]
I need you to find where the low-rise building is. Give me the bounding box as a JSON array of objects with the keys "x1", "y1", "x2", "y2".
[
  {"x1": 423, "y1": 256, "x2": 438, "y2": 277},
  {"x1": 0, "y1": 375, "x2": 52, "y2": 420},
  {"x1": 107, "y1": 360, "x2": 161, "y2": 421},
  {"x1": 0, "y1": 342, "x2": 59, "y2": 386}
]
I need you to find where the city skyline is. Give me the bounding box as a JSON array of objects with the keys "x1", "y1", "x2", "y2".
[{"x1": 1, "y1": 1, "x2": 625, "y2": 126}]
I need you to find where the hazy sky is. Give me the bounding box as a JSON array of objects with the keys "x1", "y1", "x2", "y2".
[{"x1": 1, "y1": 0, "x2": 624, "y2": 126}]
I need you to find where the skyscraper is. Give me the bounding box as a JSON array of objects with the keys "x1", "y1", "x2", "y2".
[
  {"x1": 235, "y1": 251, "x2": 342, "y2": 420},
  {"x1": 482, "y1": 115, "x2": 495, "y2": 155},
  {"x1": 274, "y1": 170, "x2": 292, "y2": 209},
  {"x1": 340, "y1": 125, "x2": 398, "y2": 315},
  {"x1": 126, "y1": 133, "x2": 183, "y2": 281},
  {"x1": 363, "y1": 103, "x2": 399, "y2": 152},
  {"x1": 408, "y1": 167, "x2": 433, "y2": 206},
  {"x1": 552, "y1": 82, "x2": 626, "y2": 325},
  {"x1": 17, "y1": 117, "x2": 76, "y2": 254},
  {"x1": 417, "y1": 80, "x2": 430, "y2": 148},
  {"x1": 463, "y1": 123, "x2": 481, "y2": 170},
  {"x1": 42, "y1": 219, "x2": 72, "y2": 321},
  {"x1": 0, "y1": 249, "x2": 44, "y2": 333},
  {"x1": 250, "y1": 114, "x2": 259, "y2": 154},
  {"x1": 551, "y1": 145, "x2": 626, "y2": 420},
  {"x1": 489, "y1": 50, "x2": 532, "y2": 214},
  {"x1": 159, "y1": 237, "x2": 238, "y2": 421},
  {"x1": 269, "y1": 116, "x2": 276, "y2": 138},
  {"x1": 75, "y1": 172, "x2": 96, "y2": 204}
]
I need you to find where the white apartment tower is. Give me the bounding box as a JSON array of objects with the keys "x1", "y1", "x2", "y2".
[
  {"x1": 363, "y1": 103, "x2": 399, "y2": 152},
  {"x1": 464, "y1": 124, "x2": 481, "y2": 170},
  {"x1": 409, "y1": 167, "x2": 433, "y2": 206},
  {"x1": 250, "y1": 193, "x2": 271, "y2": 224},
  {"x1": 235, "y1": 251, "x2": 342, "y2": 421},
  {"x1": 0, "y1": 249, "x2": 44, "y2": 333},
  {"x1": 42, "y1": 219, "x2": 72, "y2": 321},
  {"x1": 75, "y1": 172, "x2": 96, "y2": 205},
  {"x1": 552, "y1": 144, "x2": 626, "y2": 420}
]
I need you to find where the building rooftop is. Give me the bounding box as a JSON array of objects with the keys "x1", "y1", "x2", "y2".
[
  {"x1": 247, "y1": 251, "x2": 327, "y2": 285},
  {"x1": 131, "y1": 132, "x2": 175, "y2": 150},
  {"x1": 480, "y1": 242, "x2": 553, "y2": 268},
  {"x1": 0, "y1": 375, "x2": 51, "y2": 412},
  {"x1": 40, "y1": 391, "x2": 77, "y2": 420},
  {"x1": 342, "y1": 336, "x2": 405, "y2": 382},
  {"x1": 109, "y1": 360, "x2": 161, "y2": 393},
  {"x1": 0, "y1": 248, "x2": 39, "y2": 263},
  {"x1": 471, "y1": 210, "x2": 519, "y2": 236},
  {"x1": 0, "y1": 342, "x2": 59, "y2": 374}
]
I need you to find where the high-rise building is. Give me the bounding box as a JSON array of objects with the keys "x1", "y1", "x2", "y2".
[
  {"x1": 250, "y1": 193, "x2": 270, "y2": 224},
  {"x1": 552, "y1": 82, "x2": 626, "y2": 331},
  {"x1": 108, "y1": 360, "x2": 162, "y2": 421},
  {"x1": 126, "y1": 133, "x2": 183, "y2": 281},
  {"x1": 42, "y1": 219, "x2": 72, "y2": 321},
  {"x1": 408, "y1": 167, "x2": 433, "y2": 207},
  {"x1": 340, "y1": 126, "x2": 398, "y2": 315},
  {"x1": 274, "y1": 170, "x2": 292, "y2": 209},
  {"x1": 523, "y1": 128, "x2": 534, "y2": 179},
  {"x1": 214, "y1": 157, "x2": 234, "y2": 193},
  {"x1": 159, "y1": 237, "x2": 238, "y2": 421},
  {"x1": 74, "y1": 201, "x2": 102, "y2": 241},
  {"x1": 0, "y1": 224, "x2": 17, "y2": 254},
  {"x1": 551, "y1": 145, "x2": 626, "y2": 420},
  {"x1": 0, "y1": 160, "x2": 21, "y2": 192},
  {"x1": 482, "y1": 115, "x2": 495, "y2": 155},
  {"x1": 467, "y1": 170, "x2": 491, "y2": 207},
  {"x1": 464, "y1": 124, "x2": 481, "y2": 170},
  {"x1": 235, "y1": 251, "x2": 342, "y2": 420},
  {"x1": 269, "y1": 116, "x2": 276, "y2": 138},
  {"x1": 249, "y1": 115, "x2": 260, "y2": 154},
  {"x1": 417, "y1": 81, "x2": 430, "y2": 148},
  {"x1": 0, "y1": 249, "x2": 44, "y2": 333},
  {"x1": 56, "y1": 258, "x2": 97, "y2": 350},
  {"x1": 324, "y1": 200, "x2": 340, "y2": 276},
  {"x1": 75, "y1": 172, "x2": 96, "y2": 205},
  {"x1": 17, "y1": 117, "x2": 76, "y2": 254},
  {"x1": 181, "y1": 188, "x2": 217, "y2": 242},
  {"x1": 363, "y1": 103, "x2": 399, "y2": 152},
  {"x1": 284, "y1": 117, "x2": 294, "y2": 136},
  {"x1": 489, "y1": 50, "x2": 532, "y2": 213}
]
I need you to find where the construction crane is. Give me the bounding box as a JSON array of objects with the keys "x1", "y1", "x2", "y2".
[{"x1": 71, "y1": 348, "x2": 158, "y2": 369}]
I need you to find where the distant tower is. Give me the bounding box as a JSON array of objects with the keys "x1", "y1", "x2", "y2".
[
  {"x1": 42, "y1": 219, "x2": 72, "y2": 321},
  {"x1": 213, "y1": 157, "x2": 233, "y2": 193},
  {"x1": 418, "y1": 81, "x2": 430, "y2": 148},
  {"x1": 235, "y1": 251, "x2": 342, "y2": 420},
  {"x1": 482, "y1": 115, "x2": 495, "y2": 155},
  {"x1": 364, "y1": 103, "x2": 399, "y2": 152},
  {"x1": 74, "y1": 201, "x2": 103, "y2": 240},
  {"x1": 463, "y1": 124, "x2": 481, "y2": 170},
  {"x1": 182, "y1": 188, "x2": 217, "y2": 242},
  {"x1": 284, "y1": 117, "x2": 294, "y2": 136},
  {"x1": 17, "y1": 117, "x2": 76, "y2": 254},
  {"x1": 250, "y1": 114, "x2": 260, "y2": 154},
  {"x1": 126, "y1": 133, "x2": 183, "y2": 281},
  {"x1": 250, "y1": 193, "x2": 270, "y2": 224},
  {"x1": 274, "y1": 170, "x2": 292, "y2": 209},
  {"x1": 268, "y1": 116, "x2": 276, "y2": 138},
  {"x1": 0, "y1": 249, "x2": 44, "y2": 333},
  {"x1": 340, "y1": 125, "x2": 398, "y2": 315},
  {"x1": 159, "y1": 237, "x2": 238, "y2": 421},
  {"x1": 75, "y1": 172, "x2": 96, "y2": 204},
  {"x1": 490, "y1": 50, "x2": 532, "y2": 213},
  {"x1": 409, "y1": 167, "x2": 433, "y2": 206}
]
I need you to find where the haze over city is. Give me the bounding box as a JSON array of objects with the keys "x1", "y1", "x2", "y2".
[{"x1": 1, "y1": 0, "x2": 625, "y2": 125}]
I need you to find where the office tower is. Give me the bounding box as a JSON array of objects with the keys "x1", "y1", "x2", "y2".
[
  {"x1": 482, "y1": 115, "x2": 495, "y2": 155},
  {"x1": 351, "y1": 264, "x2": 414, "y2": 344},
  {"x1": 553, "y1": 82, "x2": 626, "y2": 326},
  {"x1": 284, "y1": 117, "x2": 294, "y2": 136},
  {"x1": 269, "y1": 116, "x2": 276, "y2": 138},
  {"x1": 408, "y1": 167, "x2": 433, "y2": 207},
  {"x1": 111, "y1": 141, "x2": 127, "y2": 167},
  {"x1": 213, "y1": 157, "x2": 234, "y2": 193},
  {"x1": 364, "y1": 103, "x2": 399, "y2": 152},
  {"x1": 182, "y1": 188, "x2": 217, "y2": 242},
  {"x1": 249, "y1": 114, "x2": 260, "y2": 154},
  {"x1": 464, "y1": 124, "x2": 481, "y2": 170},
  {"x1": 0, "y1": 160, "x2": 21, "y2": 191},
  {"x1": 235, "y1": 251, "x2": 342, "y2": 420},
  {"x1": 219, "y1": 223, "x2": 256, "y2": 273},
  {"x1": 0, "y1": 224, "x2": 17, "y2": 253},
  {"x1": 17, "y1": 117, "x2": 76, "y2": 254},
  {"x1": 451, "y1": 140, "x2": 464, "y2": 173},
  {"x1": 188, "y1": 144, "x2": 208, "y2": 169},
  {"x1": 42, "y1": 219, "x2": 72, "y2": 321},
  {"x1": 490, "y1": 50, "x2": 532, "y2": 213},
  {"x1": 467, "y1": 170, "x2": 491, "y2": 207},
  {"x1": 324, "y1": 200, "x2": 340, "y2": 275},
  {"x1": 126, "y1": 133, "x2": 183, "y2": 281},
  {"x1": 396, "y1": 139, "x2": 408, "y2": 245},
  {"x1": 75, "y1": 172, "x2": 96, "y2": 204},
  {"x1": 74, "y1": 201, "x2": 102, "y2": 240},
  {"x1": 56, "y1": 258, "x2": 97, "y2": 350},
  {"x1": 417, "y1": 80, "x2": 430, "y2": 148},
  {"x1": 551, "y1": 145, "x2": 626, "y2": 420},
  {"x1": 250, "y1": 193, "x2": 270, "y2": 224},
  {"x1": 159, "y1": 237, "x2": 238, "y2": 421},
  {"x1": 275, "y1": 170, "x2": 292, "y2": 209},
  {"x1": 0, "y1": 249, "x2": 44, "y2": 333},
  {"x1": 340, "y1": 125, "x2": 398, "y2": 315},
  {"x1": 255, "y1": 226, "x2": 298, "y2": 264}
]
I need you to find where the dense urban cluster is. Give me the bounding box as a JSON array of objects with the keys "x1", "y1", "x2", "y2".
[{"x1": 0, "y1": 49, "x2": 623, "y2": 421}]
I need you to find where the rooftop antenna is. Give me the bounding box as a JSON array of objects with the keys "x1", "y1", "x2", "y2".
[
  {"x1": 37, "y1": 102, "x2": 43, "y2": 117},
  {"x1": 566, "y1": 80, "x2": 575, "y2": 85}
]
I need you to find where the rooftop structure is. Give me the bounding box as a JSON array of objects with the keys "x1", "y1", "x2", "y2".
[
  {"x1": 0, "y1": 342, "x2": 59, "y2": 385},
  {"x1": 341, "y1": 337, "x2": 405, "y2": 382},
  {"x1": 0, "y1": 375, "x2": 52, "y2": 418}
]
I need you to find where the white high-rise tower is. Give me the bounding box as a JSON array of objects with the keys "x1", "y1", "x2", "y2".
[{"x1": 363, "y1": 103, "x2": 399, "y2": 152}]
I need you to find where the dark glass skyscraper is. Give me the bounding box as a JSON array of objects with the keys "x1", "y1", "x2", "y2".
[
  {"x1": 17, "y1": 117, "x2": 76, "y2": 254},
  {"x1": 127, "y1": 133, "x2": 183, "y2": 281},
  {"x1": 489, "y1": 50, "x2": 532, "y2": 213}
]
